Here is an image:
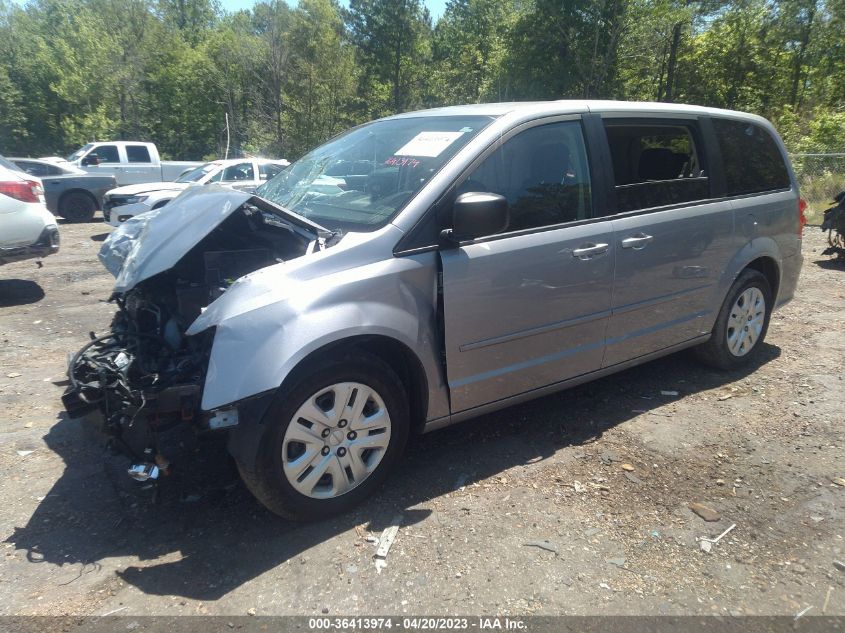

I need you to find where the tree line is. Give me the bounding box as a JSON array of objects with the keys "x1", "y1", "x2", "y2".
[{"x1": 1, "y1": 0, "x2": 844, "y2": 162}]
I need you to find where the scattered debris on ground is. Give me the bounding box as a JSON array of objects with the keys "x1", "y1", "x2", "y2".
[
  {"x1": 374, "y1": 515, "x2": 402, "y2": 573},
  {"x1": 688, "y1": 502, "x2": 722, "y2": 522}
]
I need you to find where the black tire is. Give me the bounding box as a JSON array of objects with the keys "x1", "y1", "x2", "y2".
[
  {"x1": 60, "y1": 191, "x2": 97, "y2": 222},
  {"x1": 694, "y1": 269, "x2": 773, "y2": 370},
  {"x1": 237, "y1": 352, "x2": 410, "y2": 520}
]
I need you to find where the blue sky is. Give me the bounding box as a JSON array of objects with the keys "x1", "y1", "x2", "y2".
[{"x1": 220, "y1": 0, "x2": 449, "y2": 20}]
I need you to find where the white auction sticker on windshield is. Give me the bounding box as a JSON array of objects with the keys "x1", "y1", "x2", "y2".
[{"x1": 394, "y1": 131, "x2": 464, "y2": 157}]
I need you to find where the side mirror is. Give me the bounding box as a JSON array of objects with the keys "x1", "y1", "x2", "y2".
[
  {"x1": 446, "y1": 192, "x2": 509, "y2": 242},
  {"x1": 81, "y1": 153, "x2": 100, "y2": 166}
]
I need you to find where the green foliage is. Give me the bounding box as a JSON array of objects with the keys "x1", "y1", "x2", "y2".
[
  {"x1": 797, "y1": 111, "x2": 845, "y2": 154},
  {"x1": 1, "y1": 0, "x2": 845, "y2": 163},
  {"x1": 506, "y1": 0, "x2": 628, "y2": 99},
  {"x1": 432, "y1": 0, "x2": 515, "y2": 104},
  {"x1": 285, "y1": 0, "x2": 359, "y2": 155},
  {"x1": 346, "y1": 0, "x2": 433, "y2": 116}
]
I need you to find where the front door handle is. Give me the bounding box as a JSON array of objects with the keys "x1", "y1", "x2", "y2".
[
  {"x1": 572, "y1": 243, "x2": 609, "y2": 259},
  {"x1": 621, "y1": 233, "x2": 654, "y2": 249}
]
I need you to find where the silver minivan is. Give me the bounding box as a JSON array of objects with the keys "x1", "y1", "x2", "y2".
[{"x1": 65, "y1": 101, "x2": 804, "y2": 519}]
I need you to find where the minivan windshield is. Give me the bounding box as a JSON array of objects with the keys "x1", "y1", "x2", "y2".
[{"x1": 256, "y1": 115, "x2": 495, "y2": 232}]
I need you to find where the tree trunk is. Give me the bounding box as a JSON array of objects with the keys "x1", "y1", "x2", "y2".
[
  {"x1": 276, "y1": 94, "x2": 283, "y2": 153},
  {"x1": 393, "y1": 0, "x2": 406, "y2": 112},
  {"x1": 789, "y1": 4, "x2": 815, "y2": 109},
  {"x1": 664, "y1": 21, "x2": 682, "y2": 102},
  {"x1": 656, "y1": 44, "x2": 667, "y2": 101}
]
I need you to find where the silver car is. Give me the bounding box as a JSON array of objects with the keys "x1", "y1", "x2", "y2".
[{"x1": 64, "y1": 101, "x2": 804, "y2": 520}]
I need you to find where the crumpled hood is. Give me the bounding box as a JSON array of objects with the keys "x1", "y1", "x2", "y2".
[
  {"x1": 107, "y1": 181, "x2": 191, "y2": 197},
  {"x1": 185, "y1": 262, "x2": 298, "y2": 335},
  {"x1": 98, "y1": 185, "x2": 325, "y2": 293}
]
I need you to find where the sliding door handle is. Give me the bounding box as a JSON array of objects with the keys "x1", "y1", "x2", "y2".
[{"x1": 572, "y1": 243, "x2": 609, "y2": 259}]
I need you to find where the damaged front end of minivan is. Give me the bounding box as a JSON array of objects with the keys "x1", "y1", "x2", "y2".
[{"x1": 62, "y1": 186, "x2": 333, "y2": 481}]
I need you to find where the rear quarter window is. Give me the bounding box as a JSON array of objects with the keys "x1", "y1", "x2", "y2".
[{"x1": 713, "y1": 119, "x2": 790, "y2": 196}]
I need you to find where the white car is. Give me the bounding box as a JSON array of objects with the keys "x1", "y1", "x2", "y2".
[
  {"x1": 0, "y1": 163, "x2": 60, "y2": 265},
  {"x1": 103, "y1": 158, "x2": 289, "y2": 226}
]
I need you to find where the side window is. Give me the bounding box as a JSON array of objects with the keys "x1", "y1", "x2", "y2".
[
  {"x1": 221, "y1": 162, "x2": 255, "y2": 182},
  {"x1": 126, "y1": 145, "x2": 152, "y2": 163},
  {"x1": 713, "y1": 119, "x2": 790, "y2": 196},
  {"x1": 603, "y1": 120, "x2": 708, "y2": 213},
  {"x1": 93, "y1": 145, "x2": 120, "y2": 163},
  {"x1": 260, "y1": 163, "x2": 285, "y2": 181},
  {"x1": 461, "y1": 120, "x2": 592, "y2": 233}
]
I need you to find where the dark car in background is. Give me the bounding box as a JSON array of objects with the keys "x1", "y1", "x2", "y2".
[{"x1": 9, "y1": 157, "x2": 116, "y2": 222}]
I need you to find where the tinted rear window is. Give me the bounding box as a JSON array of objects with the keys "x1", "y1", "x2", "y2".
[
  {"x1": 126, "y1": 145, "x2": 152, "y2": 163},
  {"x1": 94, "y1": 145, "x2": 120, "y2": 163},
  {"x1": 713, "y1": 119, "x2": 790, "y2": 196},
  {"x1": 603, "y1": 121, "x2": 709, "y2": 213},
  {"x1": 16, "y1": 161, "x2": 52, "y2": 176}
]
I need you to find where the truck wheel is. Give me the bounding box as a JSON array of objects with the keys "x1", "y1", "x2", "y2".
[
  {"x1": 237, "y1": 352, "x2": 410, "y2": 520},
  {"x1": 60, "y1": 192, "x2": 97, "y2": 222},
  {"x1": 694, "y1": 269, "x2": 772, "y2": 370}
]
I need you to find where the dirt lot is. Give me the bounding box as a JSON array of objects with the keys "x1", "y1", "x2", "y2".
[{"x1": 0, "y1": 219, "x2": 843, "y2": 618}]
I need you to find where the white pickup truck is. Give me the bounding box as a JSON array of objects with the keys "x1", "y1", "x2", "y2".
[{"x1": 52, "y1": 142, "x2": 203, "y2": 186}]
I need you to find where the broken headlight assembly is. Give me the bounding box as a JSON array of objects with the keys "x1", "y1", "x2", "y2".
[
  {"x1": 62, "y1": 191, "x2": 329, "y2": 483},
  {"x1": 63, "y1": 291, "x2": 215, "y2": 463}
]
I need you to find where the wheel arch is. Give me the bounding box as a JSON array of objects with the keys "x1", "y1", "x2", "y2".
[
  {"x1": 717, "y1": 239, "x2": 782, "y2": 308},
  {"x1": 225, "y1": 332, "x2": 432, "y2": 473},
  {"x1": 281, "y1": 334, "x2": 430, "y2": 435},
  {"x1": 59, "y1": 188, "x2": 99, "y2": 211},
  {"x1": 743, "y1": 255, "x2": 780, "y2": 301}
]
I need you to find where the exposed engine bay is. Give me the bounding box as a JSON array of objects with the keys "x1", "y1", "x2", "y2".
[{"x1": 62, "y1": 192, "x2": 327, "y2": 479}]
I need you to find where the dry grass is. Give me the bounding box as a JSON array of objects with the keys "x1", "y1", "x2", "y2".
[{"x1": 799, "y1": 172, "x2": 842, "y2": 225}]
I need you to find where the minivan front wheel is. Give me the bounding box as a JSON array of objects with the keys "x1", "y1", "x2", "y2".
[
  {"x1": 695, "y1": 269, "x2": 773, "y2": 370},
  {"x1": 238, "y1": 353, "x2": 409, "y2": 520}
]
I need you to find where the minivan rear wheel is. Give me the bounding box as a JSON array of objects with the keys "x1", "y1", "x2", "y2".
[
  {"x1": 694, "y1": 269, "x2": 772, "y2": 370},
  {"x1": 237, "y1": 352, "x2": 409, "y2": 520}
]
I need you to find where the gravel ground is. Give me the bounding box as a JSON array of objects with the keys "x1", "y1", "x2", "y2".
[{"x1": 0, "y1": 219, "x2": 843, "y2": 617}]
